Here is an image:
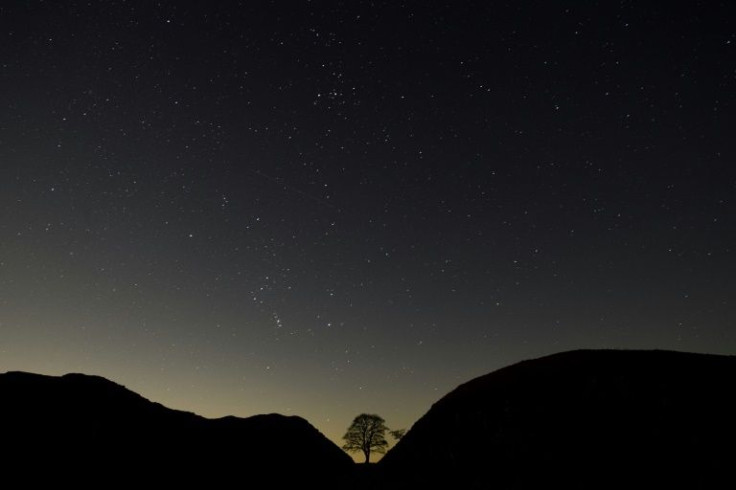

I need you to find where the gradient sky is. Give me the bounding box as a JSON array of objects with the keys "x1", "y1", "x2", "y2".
[{"x1": 1, "y1": 1, "x2": 734, "y2": 458}]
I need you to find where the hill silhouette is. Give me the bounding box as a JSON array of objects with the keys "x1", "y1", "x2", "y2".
[
  {"x1": 379, "y1": 349, "x2": 736, "y2": 489},
  {"x1": 4, "y1": 350, "x2": 735, "y2": 488},
  {"x1": 0, "y1": 371, "x2": 353, "y2": 487}
]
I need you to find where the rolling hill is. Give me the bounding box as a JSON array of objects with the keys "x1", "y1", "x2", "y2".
[
  {"x1": 0, "y1": 371, "x2": 353, "y2": 487},
  {"x1": 379, "y1": 349, "x2": 736, "y2": 489}
]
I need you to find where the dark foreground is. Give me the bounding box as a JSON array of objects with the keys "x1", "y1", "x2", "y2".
[{"x1": 2, "y1": 349, "x2": 735, "y2": 489}]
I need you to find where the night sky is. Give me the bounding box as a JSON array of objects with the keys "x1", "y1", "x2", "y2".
[{"x1": 1, "y1": 1, "x2": 734, "y2": 457}]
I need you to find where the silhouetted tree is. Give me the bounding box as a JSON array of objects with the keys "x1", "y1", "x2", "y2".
[
  {"x1": 342, "y1": 413, "x2": 389, "y2": 463},
  {"x1": 390, "y1": 428, "x2": 406, "y2": 440}
]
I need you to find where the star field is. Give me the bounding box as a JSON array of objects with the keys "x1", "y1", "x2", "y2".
[{"x1": 1, "y1": 1, "x2": 734, "y2": 457}]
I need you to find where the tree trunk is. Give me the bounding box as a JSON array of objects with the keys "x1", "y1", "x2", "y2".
[{"x1": 363, "y1": 449, "x2": 370, "y2": 464}]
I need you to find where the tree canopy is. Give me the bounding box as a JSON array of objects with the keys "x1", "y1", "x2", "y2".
[{"x1": 342, "y1": 413, "x2": 390, "y2": 463}]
